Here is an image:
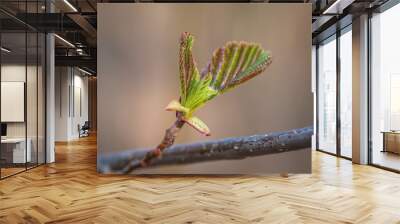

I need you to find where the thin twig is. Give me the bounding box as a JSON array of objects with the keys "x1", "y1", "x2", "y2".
[
  {"x1": 122, "y1": 113, "x2": 185, "y2": 173},
  {"x1": 100, "y1": 126, "x2": 313, "y2": 174}
]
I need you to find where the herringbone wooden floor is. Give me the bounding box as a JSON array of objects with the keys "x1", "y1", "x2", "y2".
[{"x1": 1, "y1": 135, "x2": 400, "y2": 224}]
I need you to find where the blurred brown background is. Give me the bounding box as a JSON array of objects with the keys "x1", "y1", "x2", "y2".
[{"x1": 98, "y1": 3, "x2": 312, "y2": 174}]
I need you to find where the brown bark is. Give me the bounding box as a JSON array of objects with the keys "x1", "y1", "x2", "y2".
[
  {"x1": 99, "y1": 126, "x2": 312, "y2": 174},
  {"x1": 121, "y1": 114, "x2": 185, "y2": 173}
]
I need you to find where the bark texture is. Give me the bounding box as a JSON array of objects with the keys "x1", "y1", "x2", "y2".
[
  {"x1": 122, "y1": 116, "x2": 185, "y2": 173},
  {"x1": 99, "y1": 126, "x2": 312, "y2": 174}
]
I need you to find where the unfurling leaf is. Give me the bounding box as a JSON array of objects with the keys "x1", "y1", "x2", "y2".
[
  {"x1": 169, "y1": 32, "x2": 272, "y2": 135},
  {"x1": 179, "y1": 32, "x2": 198, "y2": 104},
  {"x1": 183, "y1": 116, "x2": 211, "y2": 136},
  {"x1": 182, "y1": 72, "x2": 218, "y2": 114},
  {"x1": 207, "y1": 41, "x2": 272, "y2": 93},
  {"x1": 165, "y1": 100, "x2": 189, "y2": 113}
]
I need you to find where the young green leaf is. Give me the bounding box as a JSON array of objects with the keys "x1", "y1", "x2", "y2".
[
  {"x1": 168, "y1": 32, "x2": 272, "y2": 136},
  {"x1": 208, "y1": 42, "x2": 272, "y2": 93},
  {"x1": 165, "y1": 100, "x2": 189, "y2": 114},
  {"x1": 183, "y1": 116, "x2": 211, "y2": 136}
]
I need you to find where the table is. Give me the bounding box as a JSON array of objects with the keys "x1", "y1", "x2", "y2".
[
  {"x1": 381, "y1": 131, "x2": 400, "y2": 154},
  {"x1": 1, "y1": 138, "x2": 31, "y2": 164}
]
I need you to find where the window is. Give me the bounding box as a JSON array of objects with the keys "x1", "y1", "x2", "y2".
[
  {"x1": 316, "y1": 25, "x2": 353, "y2": 159},
  {"x1": 317, "y1": 36, "x2": 337, "y2": 154},
  {"x1": 371, "y1": 3, "x2": 400, "y2": 171},
  {"x1": 0, "y1": 1, "x2": 47, "y2": 179},
  {"x1": 339, "y1": 28, "x2": 352, "y2": 158}
]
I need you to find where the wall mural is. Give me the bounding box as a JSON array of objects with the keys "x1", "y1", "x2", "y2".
[
  {"x1": 98, "y1": 4, "x2": 313, "y2": 174},
  {"x1": 100, "y1": 32, "x2": 311, "y2": 173}
]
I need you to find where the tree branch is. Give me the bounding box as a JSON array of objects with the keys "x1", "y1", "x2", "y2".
[{"x1": 99, "y1": 126, "x2": 312, "y2": 174}]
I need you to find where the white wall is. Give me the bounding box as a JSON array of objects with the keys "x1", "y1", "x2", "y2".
[
  {"x1": 71, "y1": 72, "x2": 89, "y2": 138},
  {"x1": 55, "y1": 67, "x2": 69, "y2": 141},
  {"x1": 55, "y1": 67, "x2": 89, "y2": 141}
]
